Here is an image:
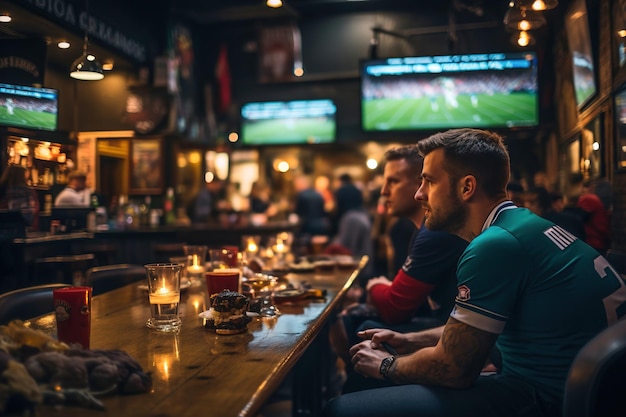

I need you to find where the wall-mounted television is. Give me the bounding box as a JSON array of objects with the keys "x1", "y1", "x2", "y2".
[
  {"x1": 0, "y1": 83, "x2": 58, "y2": 131},
  {"x1": 361, "y1": 52, "x2": 538, "y2": 132},
  {"x1": 564, "y1": 0, "x2": 597, "y2": 110},
  {"x1": 240, "y1": 99, "x2": 336, "y2": 145}
]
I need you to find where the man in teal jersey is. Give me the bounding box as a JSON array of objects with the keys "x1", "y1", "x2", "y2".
[{"x1": 324, "y1": 128, "x2": 626, "y2": 417}]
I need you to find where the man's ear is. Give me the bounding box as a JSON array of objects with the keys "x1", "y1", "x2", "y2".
[{"x1": 460, "y1": 176, "x2": 476, "y2": 199}]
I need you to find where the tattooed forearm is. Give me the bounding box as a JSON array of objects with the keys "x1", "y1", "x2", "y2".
[{"x1": 388, "y1": 318, "x2": 497, "y2": 388}]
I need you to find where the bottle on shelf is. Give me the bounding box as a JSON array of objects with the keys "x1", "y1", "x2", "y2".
[{"x1": 164, "y1": 187, "x2": 176, "y2": 225}]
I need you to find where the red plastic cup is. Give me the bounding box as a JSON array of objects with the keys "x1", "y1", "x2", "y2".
[
  {"x1": 53, "y1": 286, "x2": 92, "y2": 349},
  {"x1": 205, "y1": 270, "x2": 241, "y2": 297}
]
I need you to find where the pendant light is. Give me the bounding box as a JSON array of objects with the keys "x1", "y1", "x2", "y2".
[
  {"x1": 503, "y1": 5, "x2": 546, "y2": 31},
  {"x1": 69, "y1": 0, "x2": 103, "y2": 80},
  {"x1": 517, "y1": 0, "x2": 558, "y2": 11}
]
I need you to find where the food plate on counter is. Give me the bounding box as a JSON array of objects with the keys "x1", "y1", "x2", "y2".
[{"x1": 273, "y1": 289, "x2": 308, "y2": 304}]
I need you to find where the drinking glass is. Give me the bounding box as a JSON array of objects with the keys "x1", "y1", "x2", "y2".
[
  {"x1": 208, "y1": 248, "x2": 236, "y2": 270},
  {"x1": 145, "y1": 263, "x2": 183, "y2": 333}
]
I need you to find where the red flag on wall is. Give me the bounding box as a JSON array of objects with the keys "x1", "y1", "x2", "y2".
[{"x1": 215, "y1": 44, "x2": 231, "y2": 115}]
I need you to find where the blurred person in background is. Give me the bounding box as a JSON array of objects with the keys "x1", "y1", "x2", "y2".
[
  {"x1": 0, "y1": 164, "x2": 39, "y2": 231},
  {"x1": 333, "y1": 173, "x2": 364, "y2": 235},
  {"x1": 315, "y1": 174, "x2": 335, "y2": 214},
  {"x1": 248, "y1": 181, "x2": 277, "y2": 218},
  {"x1": 569, "y1": 174, "x2": 611, "y2": 255},
  {"x1": 293, "y1": 174, "x2": 331, "y2": 251},
  {"x1": 53, "y1": 170, "x2": 91, "y2": 207},
  {"x1": 524, "y1": 187, "x2": 586, "y2": 240}
]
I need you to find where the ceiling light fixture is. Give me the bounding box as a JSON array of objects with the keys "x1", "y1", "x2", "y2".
[
  {"x1": 518, "y1": 0, "x2": 558, "y2": 11},
  {"x1": 266, "y1": 0, "x2": 283, "y2": 8},
  {"x1": 513, "y1": 30, "x2": 535, "y2": 47},
  {"x1": 57, "y1": 40, "x2": 70, "y2": 49},
  {"x1": 0, "y1": 14, "x2": 12, "y2": 23},
  {"x1": 69, "y1": 0, "x2": 103, "y2": 80},
  {"x1": 503, "y1": 5, "x2": 546, "y2": 31}
]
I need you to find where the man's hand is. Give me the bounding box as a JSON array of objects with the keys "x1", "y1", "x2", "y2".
[
  {"x1": 355, "y1": 328, "x2": 411, "y2": 354},
  {"x1": 349, "y1": 339, "x2": 390, "y2": 380}
]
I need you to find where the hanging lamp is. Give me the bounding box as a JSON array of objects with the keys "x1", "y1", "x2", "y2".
[
  {"x1": 503, "y1": 5, "x2": 546, "y2": 31},
  {"x1": 517, "y1": 0, "x2": 558, "y2": 11},
  {"x1": 69, "y1": 0, "x2": 103, "y2": 80}
]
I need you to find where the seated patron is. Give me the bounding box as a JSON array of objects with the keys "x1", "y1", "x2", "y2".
[
  {"x1": 329, "y1": 145, "x2": 468, "y2": 372},
  {"x1": 0, "y1": 164, "x2": 39, "y2": 231},
  {"x1": 324, "y1": 128, "x2": 624, "y2": 417}
]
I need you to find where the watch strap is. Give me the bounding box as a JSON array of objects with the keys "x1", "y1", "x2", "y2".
[{"x1": 379, "y1": 355, "x2": 397, "y2": 381}]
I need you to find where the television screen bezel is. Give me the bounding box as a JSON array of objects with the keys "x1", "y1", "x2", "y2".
[
  {"x1": 239, "y1": 99, "x2": 337, "y2": 146},
  {"x1": 0, "y1": 82, "x2": 59, "y2": 132},
  {"x1": 359, "y1": 51, "x2": 540, "y2": 133}
]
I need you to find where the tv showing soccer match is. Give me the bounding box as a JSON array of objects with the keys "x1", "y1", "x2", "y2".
[
  {"x1": 361, "y1": 52, "x2": 538, "y2": 132},
  {"x1": 565, "y1": 0, "x2": 597, "y2": 109},
  {"x1": 0, "y1": 83, "x2": 58, "y2": 131},
  {"x1": 240, "y1": 99, "x2": 336, "y2": 146}
]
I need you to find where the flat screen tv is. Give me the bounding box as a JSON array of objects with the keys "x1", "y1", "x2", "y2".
[
  {"x1": 361, "y1": 52, "x2": 538, "y2": 131},
  {"x1": 0, "y1": 83, "x2": 58, "y2": 131},
  {"x1": 565, "y1": 0, "x2": 597, "y2": 110},
  {"x1": 240, "y1": 99, "x2": 336, "y2": 145}
]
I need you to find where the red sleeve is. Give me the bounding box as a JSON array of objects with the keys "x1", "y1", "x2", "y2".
[{"x1": 368, "y1": 269, "x2": 435, "y2": 324}]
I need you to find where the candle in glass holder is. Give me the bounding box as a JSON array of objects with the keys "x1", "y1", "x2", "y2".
[
  {"x1": 185, "y1": 253, "x2": 206, "y2": 287},
  {"x1": 274, "y1": 239, "x2": 286, "y2": 254}
]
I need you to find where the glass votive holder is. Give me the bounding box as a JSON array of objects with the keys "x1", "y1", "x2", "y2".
[
  {"x1": 183, "y1": 245, "x2": 207, "y2": 286},
  {"x1": 144, "y1": 263, "x2": 183, "y2": 333}
]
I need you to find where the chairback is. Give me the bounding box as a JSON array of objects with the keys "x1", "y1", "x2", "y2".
[
  {"x1": 0, "y1": 283, "x2": 69, "y2": 324},
  {"x1": 87, "y1": 264, "x2": 147, "y2": 295},
  {"x1": 562, "y1": 317, "x2": 626, "y2": 417}
]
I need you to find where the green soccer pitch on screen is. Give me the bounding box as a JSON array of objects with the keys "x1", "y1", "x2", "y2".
[
  {"x1": 360, "y1": 52, "x2": 539, "y2": 132},
  {"x1": 240, "y1": 99, "x2": 337, "y2": 146},
  {"x1": 0, "y1": 83, "x2": 58, "y2": 131}
]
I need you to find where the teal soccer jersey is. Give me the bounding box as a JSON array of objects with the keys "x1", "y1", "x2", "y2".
[{"x1": 450, "y1": 202, "x2": 626, "y2": 403}]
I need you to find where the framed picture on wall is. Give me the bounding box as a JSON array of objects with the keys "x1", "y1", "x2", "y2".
[
  {"x1": 129, "y1": 138, "x2": 163, "y2": 195},
  {"x1": 581, "y1": 113, "x2": 603, "y2": 179},
  {"x1": 615, "y1": 85, "x2": 626, "y2": 170}
]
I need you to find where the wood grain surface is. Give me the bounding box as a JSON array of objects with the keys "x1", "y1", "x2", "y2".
[{"x1": 28, "y1": 256, "x2": 367, "y2": 417}]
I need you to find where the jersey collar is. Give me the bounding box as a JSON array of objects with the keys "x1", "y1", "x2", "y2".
[{"x1": 481, "y1": 201, "x2": 517, "y2": 232}]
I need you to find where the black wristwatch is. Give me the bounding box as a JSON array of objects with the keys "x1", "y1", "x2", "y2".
[{"x1": 379, "y1": 355, "x2": 397, "y2": 381}]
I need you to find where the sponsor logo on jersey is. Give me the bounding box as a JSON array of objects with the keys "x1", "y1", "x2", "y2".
[{"x1": 456, "y1": 285, "x2": 471, "y2": 301}]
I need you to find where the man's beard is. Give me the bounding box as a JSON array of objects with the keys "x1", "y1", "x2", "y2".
[{"x1": 424, "y1": 191, "x2": 467, "y2": 234}]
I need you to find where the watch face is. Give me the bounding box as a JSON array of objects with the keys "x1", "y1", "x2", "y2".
[{"x1": 380, "y1": 355, "x2": 396, "y2": 379}]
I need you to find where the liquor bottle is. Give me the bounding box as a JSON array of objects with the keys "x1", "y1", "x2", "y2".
[{"x1": 164, "y1": 187, "x2": 176, "y2": 225}]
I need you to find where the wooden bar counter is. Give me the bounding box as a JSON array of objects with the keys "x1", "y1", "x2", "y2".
[{"x1": 27, "y1": 257, "x2": 367, "y2": 417}]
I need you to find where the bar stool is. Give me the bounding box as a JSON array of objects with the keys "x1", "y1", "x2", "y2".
[
  {"x1": 86, "y1": 264, "x2": 147, "y2": 295},
  {"x1": 0, "y1": 283, "x2": 69, "y2": 324},
  {"x1": 33, "y1": 253, "x2": 96, "y2": 286}
]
